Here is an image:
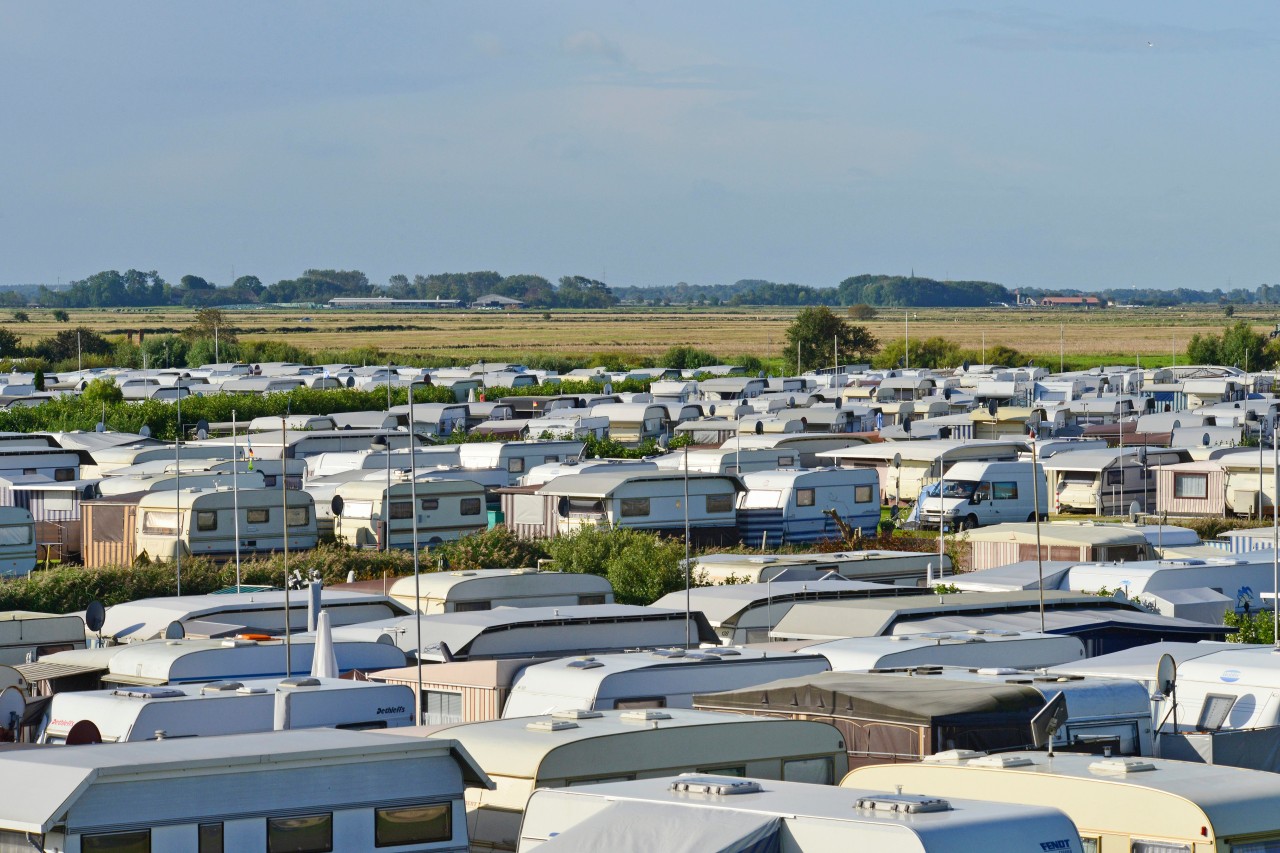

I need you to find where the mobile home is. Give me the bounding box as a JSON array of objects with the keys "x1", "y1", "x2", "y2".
[
  {"x1": 517, "y1": 774, "x2": 1084, "y2": 853},
  {"x1": 737, "y1": 467, "x2": 881, "y2": 545},
  {"x1": 133, "y1": 486, "x2": 318, "y2": 562},
  {"x1": 37, "y1": 676, "x2": 416, "y2": 743},
  {"x1": 588, "y1": 403, "x2": 670, "y2": 445},
  {"x1": 796, "y1": 630, "x2": 1088, "y2": 672},
  {"x1": 331, "y1": 476, "x2": 488, "y2": 549},
  {"x1": 0, "y1": 729, "x2": 488, "y2": 853},
  {"x1": 959, "y1": 521, "x2": 1153, "y2": 572},
  {"x1": 501, "y1": 648, "x2": 832, "y2": 718},
  {"x1": 389, "y1": 568, "x2": 613, "y2": 614},
  {"x1": 846, "y1": 751, "x2": 1280, "y2": 853},
  {"x1": 397, "y1": 710, "x2": 849, "y2": 853},
  {"x1": 0, "y1": 507, "x2": 36, "y2": 578}
]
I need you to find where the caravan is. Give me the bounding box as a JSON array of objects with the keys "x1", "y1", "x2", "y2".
[
  {"x1": 330, "y1": 476, "x2": 488, "y2": 549},
  {"x1": 133, "y1": 487, "x2": 318, "y2": 561},
  {"x1": 0, "y1": 507, "x2": 36, "y2": 578},
  {"x1": 737, "y1": 468, "x2": 881, "y2": 545}
]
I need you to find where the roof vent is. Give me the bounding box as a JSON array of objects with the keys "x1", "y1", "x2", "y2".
[
  {"x1": 924, "y1": 750, "x2": 986, "y2": 763},
  {"x1": 566, "y1": 659, "x2": 604, "y2": 670},
  {"x1": 651, "y1": 648, "x2": 686, "y2": 659},
  {"x1": 621, "y1": 710, "x2": 672, "y2": 723},
  {"x1": 220, "y1": 639, "x2": 258, "y2": 648},
  {"x1": 551, "y1": 709, "x2": 603, "y2": 721},
  {"x1": 279, "y1": 677, "x2": 322, "y2": 689},
  {"x1": 526, "y1": 719, "x2": 580, "y2": 732},
  {"x1": 236, "y1": 687, "x2": 268, "y2": 695},
  {"x1": 969, "y1": 754, "x2": 1036, "y2": 769},
  {"x1": 669, "y1": 775, "x2": 763, "y2": 796},
  {"x1": 200, "y1": 681, "x2": 245, "y2": 694},
  {"x1": 684, "y1": 652, "x2": 721, "y2": 661},
  {"x1": 1089, "y1": 758, "x2": 1156, "y2": 774},
  {"x1": 715, "y1": 648, "x2": 742, "y2": 656},
  {"x1": 855, "y1": 793, "x2": 953, "y2": 814},
  {"x1": 113, "y1": 687, "x2": 185, "y2": 699},
  {"x1": 977, "y1": 668, "x2": 1020, "y2": 676}
]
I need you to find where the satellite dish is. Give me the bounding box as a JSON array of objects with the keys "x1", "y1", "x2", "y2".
[
  {"x1": 1129, "y1": 501, "x2": 1142, "y2": 523},
  {"x1": 1172, "y1": 419, "x2": 1181, "y2": 430},
  {"x1": 943, "y1": 387, "x2": 952, "y2": 401},
  {"x1": 754, "y1": 421, "x2": 764, "y2": 436},
  {"x1": 85, "y1": 600, "x2": 106, "y2": 633},
  {"x1": 902, "y1": 419, "x2": 912, "y2": 434},
  {"x1": 708, "y1": 405, "x2": 716, "y2": 417},
  {"x1": 0, "y1": 686, "x2": 24, "y2": 734},
  {"x1": 758, "y1": 370, "x2": 766, "y2": 379},
  {"x1": 346, "y1": 376, "x2": 355, "y2": 388},
  {"x1": 788, "y1": 396, "x2": 795, "y2": 408},
  {"x1": 656, "y1": 434, "x2": 669, "y2": 450},
  {"x1": 196, "y1": 419, "x2": 209, "y2": 440},
  {"x1": 962, "y1": 360, "x2": 970, "y2": 372},
  {"x1": 1202, "y1": 433, "x2": 1211, "y2": 447},
  {"x1": 95, "y1": 422, "x2": 106, "y2": 433},
  {"x1": 892, "y1": 453, "x2": 902, "y2": 469},
  {"x1": 1030, "y1": 690, "x2": 1069, "y2": 749},
  {"x1": 604, "y1": 383, "x2": 613, "y2": 395},
  {"x1": 163, "y1": 621, "x2": 186, "y2": 640},
  {"x1": 1156, "y1": 653, "x2": 1177, "y2": 696},
  {"x1": 65, "y1": 719, "x2": 103, "y2": 746},
  {"x1": 140, "y1": 425, "x2": 152, "y2": 438},
  {"x1": 83, "y1": 484, "x2": 98, "y2": 501},
  {"x1": 987, "y1": 399, "x2": 998, "y2": 418},
  {"x1": 834, "y1": 397, "x2": 842, "y2": 409},
  {"x1": 331, "y1": 495, "x2": 345, "y2": 516}
]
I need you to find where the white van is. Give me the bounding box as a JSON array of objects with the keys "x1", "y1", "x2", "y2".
[{"x1": 917, "y1": 460, "x2": 1048, "y2": 530}]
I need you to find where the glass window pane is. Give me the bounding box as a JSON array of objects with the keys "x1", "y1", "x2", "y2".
[
  {"x1": 423, "y1": 691, "x2": 463, "y2": 726},
  {"x1": 1234, "y1": 842, "x2": 1280, "y2": 853},
  {"x1": 1174, "y1": 474, "x2": 1208, "y2": 499},
  {"x1": 267, "y1": 814, "x2": 332, "y2": 853},
  {"x1": 142, "y1": 511, "x2": 179, "y2": 535},
  {"x1": 460, "y1": 498, "x2": 482, "y2": 516},
  {"x1": 389, "y1": 501, "x2": 413, "y2": 520},
  {"x1": 796, "y1": 489, "x2": 815, "y2": 507},
  {"x1": 783, "y1": 756, "x2": 833, "y2": 784},
  {"x1": 420, "y1": 498, "x2": 439, "y2": 511},
  {"x1": 705, "y1": 494, "x2": 733, "y2": 513},
  {"x1": 375, "y1": 803, "x2": 452, "y2": 847},
  {"x1": 1079, "y1": 839, "x2": 1099, "y2": 853},
  {"x1": 196, "y1": 511, "x2": 218, "y2": 532},
  {"x1": 82, "y1": 830, "x2": 151, "y2": 853},
  {"x1": 1131, "y1": 842, "x2": 1192, "y2": 853},
  {"x1": 0, "y1": 525, "x2": 31, "y2": 546},
  {"x1": 854, "y1": 485, "x2": 874, "y2": 503},
  {"x1": 620, "y1": 498, "x2": 649, "y2": 517},
  {"x1": 247, "y1": 508, "x2": 270, "y2": 524},
  {"x1": 286, "y1": 506, "x2": 309, "y2": 527},
  {"x1": 199, "y1": 823, "x2": 224, "y2": 853}
]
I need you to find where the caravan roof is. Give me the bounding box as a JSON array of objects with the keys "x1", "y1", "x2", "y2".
[
  {"x1": 797, "y1": 631, "x2": 1086, "y2": 671},
  {"x1": 387, "y1": 568, "x2": 614, "y2": 613}
]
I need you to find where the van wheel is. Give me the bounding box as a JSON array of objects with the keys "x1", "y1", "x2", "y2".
[
  {"x1": 1026, "y1": 513, "x2": 1038, "y2": 522},
  {"x1": 959, "y1": 514, "x2": 979, "y2": 531}
]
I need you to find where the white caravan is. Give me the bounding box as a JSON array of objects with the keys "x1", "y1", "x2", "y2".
[
  {"x1": 0, "y1": 507, "x2": 36, "y2": 578},
  {"x1": 389, "y1": 568, "x2": 613, "y2": 614},
  {"x1": 133, "y1": 486, "x2": 318, "y2": 561},
  {"x1": 737, "y1": 467, "x2": 881, "y2": 545}
]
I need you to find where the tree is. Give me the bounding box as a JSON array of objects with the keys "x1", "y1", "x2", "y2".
[
  {"x1": 783, "y1": 306, "x2": 878, "y2": 373},
  {"x1": 32, "y1": 327, "x2": 112, "y2": 363},
  {"x1": 12, "y1": 311, "x2": 29, "y2": 323},
  {"x1": 0, "y1": 328, "x2": 20, "y2": 358},
  {"x1": 81, "y1": 376, "x2": 124, "y2": 407},
  {"x1": 51, "y1": 309, "x2": 69, "y2": 323},
  {"x1": 1187, "y1": 321, "x2": 1273, "y2": 371},
  {"x1": 847, "y1": 303, "x2": 877, "y2": 321}
]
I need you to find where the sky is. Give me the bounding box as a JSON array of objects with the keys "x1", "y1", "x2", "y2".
[{"x1": 1, "y1": 2, "x2": 1278, "y2": 292}]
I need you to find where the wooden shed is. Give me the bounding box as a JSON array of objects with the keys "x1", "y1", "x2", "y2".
[{"x1": 80, "y1": 493, "x2": 145, "y2": 569}]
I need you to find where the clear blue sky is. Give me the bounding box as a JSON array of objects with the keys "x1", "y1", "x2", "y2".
[{"x1": 2, "y1": 2, "x2": 1277, "y2": 292}]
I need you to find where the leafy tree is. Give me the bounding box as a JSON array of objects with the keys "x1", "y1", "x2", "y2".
[
  {"x1": 847, "y1": 303, "x2": 877, "y2": 320},
  {"x1": 180, "y1": 274, "x2": 214, "y2": 291},
  {"x1": 0, "y1": 328, "x2": 20, "y2": 358},
  {"x1": 783, "y1": 306, "x2": 878, "y2": 373},
  {"x1": 544, "y1": 527, "x2": 701, "y2": 605},
  {"x1": 556, "y1": 276, "x2": 618, "y2": 309},
  {"x1": 661, "y1": 346, "x2": 719, "y2": 371},
  {"x1": 51, "y1": 309, "x2": 69, "y2": 322},
  {"x1": 182, "y1": 308, "x2": 238, "y2": 349},
  {"x1": 12, "y1": 311, "x2": 29, "y2": 323},
  {"x1": 32, "y1": 327, "x2": 112, "y2": 363},
  {"x1": 873, "y1": 336, "x2": 962, "y2": 370},
  {"x1": 1187, "y1": 321, "x2": 1273, "y2": 371},
  {"x1": 32, "y1": 369, "x2": 44, "y2": 391},
  {"x1": 81, "y1": 377, "x2": 124, "y2": 408}
]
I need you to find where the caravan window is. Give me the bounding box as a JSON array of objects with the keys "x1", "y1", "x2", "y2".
[
  {"x1": 0, "y1": 525, "x2": 31, "y2": 545},
  {"x1": 1105, "y1": 470, "x2": 1124, "y2": 486},
  {"x1": 1197, "y1": 694, "x2": 1237, "y2": 731},
  {"x1": 782, "y1": 756, "x2": 833, "y2": 784},
  {"x1": 142, "y1": 511, "x2": 179, "y2": 536},
  {"x1": 615, "y1": 697, "x2": 666, "y2": 710},
  {"x1": 389, "y1": 501, "x2": 413, "y2": 520},
  {"x1": 1062, "y1": 471, "x2": 1096, "y2": 484},
  {"x1": 1131, "y1": 842, "x2": 1191, "y2": 853},
  {"x1": 344, "y1": 500, "x2": 373, "y2": 520},
  {"x1": 54, "y1": 468, "x2": 75, "y2": 481},
  {"x1": 286, "y1": 506, "x2": 310, "y2": 527},
  {"x1": 705, "y1": 493, "x2": 733, "y2": 514},
  {"x1": 579, "y1": 594, "x2": 607, "y2": 605},
  {"x1": 44, "y1": 493, "x2": 75, "y2": 512},
  {"x1": 854, "y1": 484, "x2": 874, "y2": 503},
  {"x1": 453, "y1": 600, "x2": 491, "y2": 612},
  {"x1": 742, "y1": 490, "x2": 783, "y2": 509},
  {"x1": 247, "y1": 508, "x2": 270, "y2": 525},
  {"x1": 199, "y1": 823, "x2": 224, "y2": 853},
  {"x1": 1233, "y1": 842, "x2": 1280, "y2": 853},
  {"x1": 508, "y1": 457, "x2": 525, "y2": 473},
  {"x1": 620, "y1": 498, "x2": 650, "y2": 517},
  {"x1": 420, "y1": 498, "x2": 439, "y2": 511},
  {"x1": 82, "y1": 830, "x2": 150, "y2": 852},
  {"x1": 196, "y1": 511, "x2": 218, "y2": 532},
  {"x1": 796, "y1": 489, "x2": 815, "y2": 507},
  {"x1": 423, "y1": 691, "x2": 462, "y2": 725},
  {"x1": 460, "y1": 498, "x2": 482, "y2": 516},
  {"x1": 991, "y1": 481, "x2": 1018, "y2": 500},
  {"x1": 267, "y1": 814, "x2": 332, "y2": 853},
  {"x1": 778, "y1": 455, "x2": 796, "y2": 467},
  {"x1": 1174, "y1": 473, "x2": 1209, "y2": 499},
  {"x1": 375, "y1": 803, "x2": 452, "y2": 847}
]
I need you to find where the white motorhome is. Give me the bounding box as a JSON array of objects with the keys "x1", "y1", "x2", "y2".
[
  {"x1": 916, "y1": 460, "x2": 1048, "y2": 530},
  {"x1": 517, "y1": 774, "x2": 1085, "y2": 852},
  {"x1": 847, "y1": 751, "x2": 1280, "y2": 853},
  {"x1": 737, "y1": 467, "x2": 881, "y2": 546},
  {"x1": 330, "y1": 476, "x2": 488, "y2": 549},
  {"x1": 501, "y1": 648, "x2": 831, "y2": 718},
  {"x1": 397, "y1": 710, "x2": 849, "y2": 853},
  {"x1": 389, "y1": 568, "x2": 613, "y2": 614},
  {"x1": 38, "y1": 676, "x2": 416, "y2": 743},
  {"x1": 0, "y1": 729, "x2": 487, "y2": 853},
  {"x1": 0, "y1": 507, "x2": 36, "y2": 578},
  {"x1": 133, "y1": 486, "x2": 318, "y2": 561}
]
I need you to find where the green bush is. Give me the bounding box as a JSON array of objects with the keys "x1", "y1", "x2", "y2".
[
  {"x1": 544, "y1": 527, "x2": 707, "y2": 605},
  {"x1": 432, "y1": 526, "x2": 549, "y2": 572}
]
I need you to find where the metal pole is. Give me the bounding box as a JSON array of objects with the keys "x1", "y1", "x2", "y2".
[
  {"x1": 174, "y1": 387, "x2": 182, "y2": 596},
  {"x1": 1273, "y1": 425, "x2": 1278, "y2": 647},
  {"x1": 937, "y1": 451, "x2": 946, "y2": 583},
  {"x1": 904, "y1": 312, "x2": 909, "y2": 370},
  {"x1": 409, "y1": 382, "x2": 424, "y2": 724},
  {"x1": 282, "y1": 412, "x2": 291, "y2": 678},
  {"x1": 1032, "y1": 435, "x2": 1046, "y2": 633},
  {"x1": 233, "y1": 409, "x2": 241, "y2": 592},
  {"x1": 684, "y1": 446, "x2": 691, "y2": 649},
  {"x1": 386, "y1": 363, "x2": 393, "y2": 552}
]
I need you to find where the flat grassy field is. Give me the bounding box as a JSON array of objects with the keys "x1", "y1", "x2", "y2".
[{"x1": 10, "y1": 304, "x2": 1277, "y2": 367}]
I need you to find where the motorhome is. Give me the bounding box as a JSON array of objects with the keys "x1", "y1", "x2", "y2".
[
  {"x1": 501, "y1": 648, "x2": 832, "y2": 718},
  {"x1": 0, "y1": 612, "x2": 85, "y2": 666},
  {"x1": 0, "y1": 729, "x2": 487, "y2": 853},
  {"x1": 330, "y1": 476, "x2": 488, "y2": 549},
  {"x1": 694, "y1": 666, "x2": 1154, "y2": 767},
  {"x1": 847, "y1": 751, "x2": 1280, "y2": 853},
  {"x1": 689, "y1": 549, "x2": 951, "y2": 585},
  {"x1": 517, "y1": 774, "x2": 1085, "y2": 852},
  {"x1": 737, "y1": 467, "x2": 881, "y2": 546},
  {"x1": 795, "y1": 631, "x2": 1087, "y2": 672},
  {"x1": 132, "y1": 486, "x2": 318, "y2": 562},
  {"x1": 916, "y1": 460, "x2": 1048, "y2": 530},
  {"x1": 38, "y1": 676, "x2": 416, "y2": 743},
  {"x1": 389, "y1": 568, "x2": 613, "y2": 614},
  {"x1": 332, "y1": 605, "x2": 720, "y2": 662},
  {"x1": 0, "y1": 507, "x2": 36, "y2": 578},
  {"x1": 395, "y1": 710, "x2": 849, "y2": 853}
]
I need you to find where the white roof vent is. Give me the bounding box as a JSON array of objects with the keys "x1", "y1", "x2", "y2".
[
  {"x1": 1089, "y1": 758, "x2": 1156, "y2": 774},
  {"x1": 236, "y1": 687, "x2": 268, "y2": 695},
  {"x1": 968, "y1": 754, "x2": 1036, "y2": 769},
  {"x1": 526, "y1": 719, "x2": 580, "y2": 732},
  {"x1": 651, "y1": 648, "x2": 686, "y2": 659},
  {"x1": 684, "y1": 652, "x2": 722, "y2": 661},
  {"x1": 279, "y1": 677, "x2": 322, "y2": 689},
  {"x1": 715, "y1": 648, "x2": 742, "y2": 656},
  {"x1": 924, "y1": 750, "x2": 986, "y2": 763},
  {"x1": 220, "y1": 639, "x2": 258, "y2": 648},
  {"x1": 551, "y1": 709, "x2": 603, "y2": 721},
  {"x1": 113, "y1": 687, "x2": 185, "y2": 700},
  {"x1": 566, "y1": 659, "x2": 603, "y2": 670},
  {"x1": 977, "y1": 668, "x2": 1020, "y2": 676},
  {"x1": 200, "y1": 681, "x2": 245, "y2": 694},
  {"x1": 621, "y1": 710, "x2": 673, "y2": 723},
  {"x1": 855, "y1": 793, "x2": 953, "y2": 814},
  {"x1": 669, "y1": 775, "x2": 763, "y2": 796}
]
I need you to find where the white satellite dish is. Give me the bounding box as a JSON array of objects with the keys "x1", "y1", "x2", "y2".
[
  {"x1": 1156, "y1": 653, "x2": 1177, "y2": 696},
  {"x1": 0, "y1": 686, "x2": 25, "y2": 734}
]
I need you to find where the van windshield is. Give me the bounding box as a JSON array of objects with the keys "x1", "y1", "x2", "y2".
[{"x1": 940, "y1": 480, "x2": 978, "y2": 498}]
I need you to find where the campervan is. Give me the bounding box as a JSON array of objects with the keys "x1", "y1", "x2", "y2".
[
  {"x1": 916, "y1": 460, "x2": 1048, "y2": 530},
  {"x1": 737, "y1": 468, "x2": 881, "y2": 545},
  {"x1": 396, "y1": 710, "x2": 848, "y2": 853},
  {"x1": 133, "y1": 486, "x2": 318, "y2": 561},
  {"x1": 38, "y1": 676, "x2": 415, "y2": 743},
  {"x1": 817, "y1": 439, "x2": 1027, "y2": 503},
  {"x1": 0, "y1": 507, "x2": 36, "y2": 578},
  {"x1": 389, "y1": 568, "x2": 613, "y2": 614}
]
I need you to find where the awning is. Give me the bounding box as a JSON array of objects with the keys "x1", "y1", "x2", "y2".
[
  {"x1": 532, "y1": 802, "x2": 779, "y2": 853},
  {"x1": 14, "y1": 661, "x2": 106, "y2": 684}
]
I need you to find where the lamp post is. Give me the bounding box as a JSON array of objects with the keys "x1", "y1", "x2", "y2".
[
  {"x1": 174, "y1": 386, "x2": 182, "y2": 596},
  {"x1": 408, "y1": 381, "x2": 424, "y2": 724},
  {"x1": 282, "y1": 411, "x2": 292, "y2": 679}
]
